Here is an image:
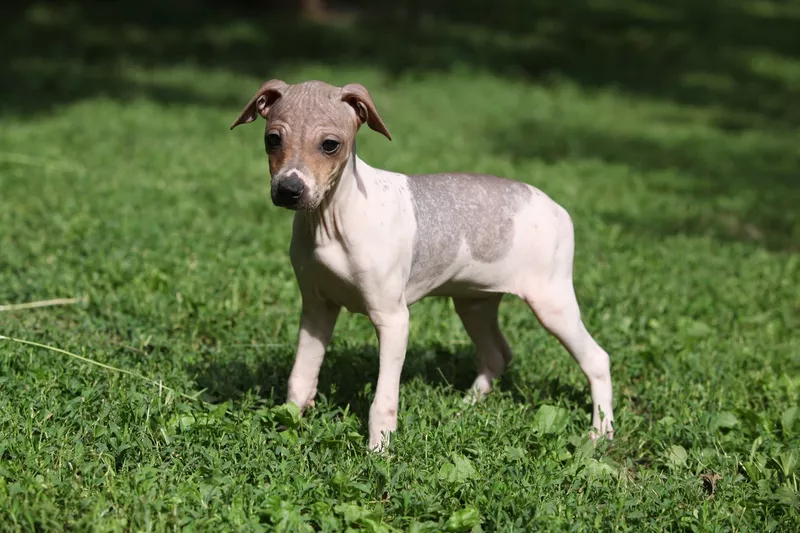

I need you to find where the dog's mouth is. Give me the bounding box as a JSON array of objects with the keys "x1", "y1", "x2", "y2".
[
  {"x1": 271, "y1": 194, "x2": 302, "y2": 210},
  {"x1": 270, "y1": 193, "x2": 319, "y2": 212},
  {"x1": 271, "y1": 187, "x2": 327, "y2": 212}
]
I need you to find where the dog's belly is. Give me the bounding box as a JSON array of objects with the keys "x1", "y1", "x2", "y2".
[{"x1": 404, "y1": 253, "x2": 522, "y2": 304}]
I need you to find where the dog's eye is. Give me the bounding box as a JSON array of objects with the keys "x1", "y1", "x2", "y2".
[
  {"x1": 321, "y1": 139, "x2": 340, "y2": 154},
  {"x1": 266, "y1": 133, "x2": 281, "y2": 150}
]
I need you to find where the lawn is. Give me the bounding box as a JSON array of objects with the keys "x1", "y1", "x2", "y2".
[{"x1": 1, "y1": 1, "x2": 799, "y2": 531}]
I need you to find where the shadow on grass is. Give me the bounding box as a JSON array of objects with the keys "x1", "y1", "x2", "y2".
[
  {"x1": 190, "y1": 340, "x2": 588, "y2": 424},
  {"x1": 3, "y1": 0, "x2": 799, "y2": 128}
]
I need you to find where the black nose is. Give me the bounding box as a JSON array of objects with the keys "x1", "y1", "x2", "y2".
[{"x1": 273, "y1": 175, "x2": 305, "y2": 207}]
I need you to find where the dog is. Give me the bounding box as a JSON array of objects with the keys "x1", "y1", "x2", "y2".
[{"x1": 230, "y1": 79, "x2": 615, "y2": 451}]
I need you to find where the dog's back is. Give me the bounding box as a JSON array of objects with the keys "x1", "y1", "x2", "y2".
[{"x1": 403, "y1": 173, "x2": 542, "y2": 298}]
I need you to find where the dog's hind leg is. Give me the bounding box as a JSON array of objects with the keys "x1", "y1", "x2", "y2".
[
  {"x1": 523, "y1": 280, "x2": 614, "y2": 439},
  {"x1": 454, "y1": 294, "x2": 513, "y2": 403},
  {"x1": 518, "y1": 208, "x2": 615, "y2": 439}
]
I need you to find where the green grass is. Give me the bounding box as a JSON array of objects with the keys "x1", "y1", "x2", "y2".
[{"x1": 1, "y1": 1, "x2": 799, "y2": 531}]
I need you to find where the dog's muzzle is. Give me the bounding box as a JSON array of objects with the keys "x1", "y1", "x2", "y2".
[{"x1": 272, "y1": 174, "x2": 305, "y2": 208}]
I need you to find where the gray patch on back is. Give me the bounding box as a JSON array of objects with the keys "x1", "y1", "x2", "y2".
[{"x1": 406, "y1": 173, "x2": 533, "y2": 283}]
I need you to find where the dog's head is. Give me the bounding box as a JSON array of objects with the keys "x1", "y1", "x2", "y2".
[{"x1": 230, "y1": 79, "x2": 391, "y2": 211}]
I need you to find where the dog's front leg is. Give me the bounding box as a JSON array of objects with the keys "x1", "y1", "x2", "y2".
[
  {"x1": 367, "y1": 305, "x2": 410, "y2": 451},
  {"x1": 286, "y1": 296, "x2": 341, "y2": 412}
]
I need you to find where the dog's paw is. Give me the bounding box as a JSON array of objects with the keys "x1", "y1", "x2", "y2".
[
  {"x1": 589, "y1": 425, "x2": 615, "y2": 443},
  {"x1": 461, "y1": 390, "x2": 482, "y2": 406},
  {"x1": 462, "y1": 380, "x2": 492, "y2": 406},
  {"x1": 286, "y1": 386, "x2": 317, "y2": 415},
  {"x1": 368, "y1": 431, "x2": 392, "y2": 453}
]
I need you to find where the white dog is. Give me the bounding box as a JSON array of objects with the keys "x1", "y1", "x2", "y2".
[{"x1": 231, "y1": 79, "x2": 615, "y2": 450}]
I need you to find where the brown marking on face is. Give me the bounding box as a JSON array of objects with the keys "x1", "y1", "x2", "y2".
[{"x1": 231, "y1": 79, "x2": 391, "y2": 211}]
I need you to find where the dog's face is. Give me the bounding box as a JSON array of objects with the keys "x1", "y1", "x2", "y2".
[{"x1": 230, "y1": 80, "x2": 391, "y2": 211}]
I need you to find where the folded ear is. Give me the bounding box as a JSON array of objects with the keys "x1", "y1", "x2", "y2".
[
  {"x1": 230, "y1": 79, "x2": 288, "y2": 130},
  {"x1": 341, "y1": 83, "x2": 392, "y2": 141}
]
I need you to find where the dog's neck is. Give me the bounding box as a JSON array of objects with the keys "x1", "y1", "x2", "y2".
[{"x1": 300, "y1": 145, "x2": 378, "y2": 245}]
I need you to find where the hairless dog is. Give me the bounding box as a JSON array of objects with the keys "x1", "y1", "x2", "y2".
[{"x1": 231, "y1": 79, "x2": 615, "y2": 451}]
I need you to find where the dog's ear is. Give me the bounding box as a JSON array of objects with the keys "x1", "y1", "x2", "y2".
[
  {"x1": 230, "y1": 79, "x2": 288, "y2": 130},
  {"x1": 341, "y1": 83, "x2": 392, "y2": 141}
]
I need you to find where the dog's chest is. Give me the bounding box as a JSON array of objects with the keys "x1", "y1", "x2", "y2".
[{"x1": 299, "y1": 244, "x2": 367, "y2": 313}]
